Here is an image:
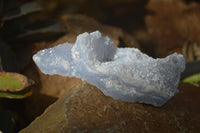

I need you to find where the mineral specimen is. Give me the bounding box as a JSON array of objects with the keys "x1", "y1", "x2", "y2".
[{"x1": 33, "y1": 31, "x2": 185, "y2": 106}]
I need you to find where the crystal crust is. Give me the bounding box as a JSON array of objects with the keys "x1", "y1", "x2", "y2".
[{"x1": 33, "y1": 31, "x2": 185, "y2": 106}]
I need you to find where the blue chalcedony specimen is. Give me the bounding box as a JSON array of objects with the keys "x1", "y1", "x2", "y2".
[{"x1": 33, "y1": 31, "x2": 185, "y2": 106}]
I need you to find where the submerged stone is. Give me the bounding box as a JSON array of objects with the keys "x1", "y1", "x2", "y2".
[{"x1": 33, "y1": 31, "x2": 185, "y2": 106}]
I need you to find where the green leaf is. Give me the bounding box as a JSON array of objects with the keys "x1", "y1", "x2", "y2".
[
  {"x1": 0, "y1": 89, "x2": 32, "y2": 99},
  {"x1": 0, "y1": 73, "x2": 22, "y2": 90},
  {"x1": 183, "y1": 73, "x2": 200, "y2": 83},
  {"x1": 0, "y1": 72, "x2": 34, "y2": 92}
]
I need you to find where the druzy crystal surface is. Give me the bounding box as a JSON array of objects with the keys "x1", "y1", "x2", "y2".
[{"x1": 33, "y1": 31, "x2": 185, "y2": 106}]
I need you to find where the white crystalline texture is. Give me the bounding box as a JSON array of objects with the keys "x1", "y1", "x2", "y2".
[{"x1": 33, "y1": 31, "x2": 185, "y2": 106}]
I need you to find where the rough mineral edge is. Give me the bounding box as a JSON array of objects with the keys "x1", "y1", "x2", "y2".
[{"x1": 33, "y1": 31, "x2": 185, "y2": 106}]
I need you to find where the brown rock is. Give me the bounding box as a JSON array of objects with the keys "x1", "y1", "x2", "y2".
[
  {"x1": 20, "y1": 83, "x2": 200, "y2": 133},
  {"x1": 146, "y1": 0, "x2": 200, "y2": 57}
]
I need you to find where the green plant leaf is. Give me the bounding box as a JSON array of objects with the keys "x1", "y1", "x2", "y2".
[
  {"x1": 0, "y1": 73, "x2": 22, "y2": 90},
  {"x1": 0, "y1": 89, "x2": 32, "y2": 99},
  {"x1": 0, "y1": 72, "x2": 34, "y2": 92},
  {"x1": 183, "y1": 73, "x2": 200, "y2": 83}
]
